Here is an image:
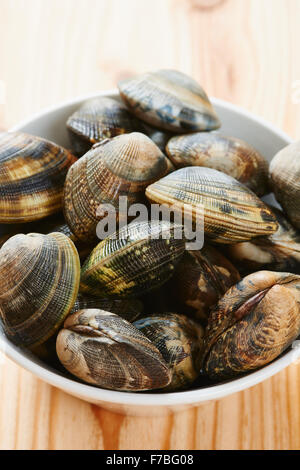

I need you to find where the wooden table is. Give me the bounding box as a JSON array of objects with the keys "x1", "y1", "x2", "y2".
[{"x1": 0, "y1": 0, "x2": 300, "y2": 450}]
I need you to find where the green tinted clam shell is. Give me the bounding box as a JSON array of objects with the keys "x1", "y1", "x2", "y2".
[{"x1": 80, "y1": 220, "x2": 185, "y2": 298}]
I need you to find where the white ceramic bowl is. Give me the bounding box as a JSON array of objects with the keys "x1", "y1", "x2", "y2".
[{"x1": 0, "y1": 91, "x2": 297, "y2": 416}]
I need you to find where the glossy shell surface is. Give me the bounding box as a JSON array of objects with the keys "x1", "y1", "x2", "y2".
[
  {"x1": 70, "y1": 294, "x2": 143, "y2": 322},
  {"x1": 80, "y1": 220, "x2": 185, "y2": 298},
  {"x1": 146, "y1": 167, "x2": 278, "y2": 244},
  {"x1": 0, "y1": 132, "x2": 76, "y2": 223},
  {"x1": 63, "y1": 132, "x2": 172, "y2": 242},
  {"x1": 56, "y1": 309, "x2": 171, "y2": 391},
  {"x1": 203, "y1": 271, "x2": 300, "y2": 380},
  {"x1": 66, "y1": 97, "x2": 142, "y2": 156},
  {"x1": 118, "y1": 69, "x2": 220, "y2": 133},
  {"x1": 270, "y1": 141, "x2": 300, "y2": 229},
  {"x1": 166, "y1": 132, "x2": 269, "y2": 196},
  {"x1": 134, "y1": 313, "x2": 204, "y2": 391},
  {"x1": 0, "y1": 232, "x2": 80, "y2": 348}
]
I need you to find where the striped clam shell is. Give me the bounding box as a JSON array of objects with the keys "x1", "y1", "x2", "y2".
[
  {"x1": 63, "y1": 132, "x2": 173, "y2": 242},
  {"x1": 169, "y1": 245, "x2": 240, "y2": 322},
  {"x1": 66, "y1": 97, "x2": 142, "y2": 156},
  {"x1": 0, "y1": 232, "x2": 80, "y2": 349},
  {"x1": 0, "y1": 132, "x2": 76, "y2": 223},
  {"x1": 70, "y1": 293, "x2": 143, "y2": 322},
  {"x1": 225, "y1": 206, "x2": 300, "y2": 275},
  {"x1": 134, "y1": 313, "x2": 204, "y2": 392},
  {"x1": 118, "y1": 69, "x2": 220, "y2": 133},
  {"x1": 56, "y1": 309, "x2": 171, "y2": 391},
  {"x1": 146, "y1": 167, "x2": 278, "y2": 244},
  {"x1": 270, "y1": 141, "x2": 300, "y2": 229},
  {"x1": 80, "y1": 220, "x2": 185, "y2": 298},
  {"x1": 166, "y1": 133, "x2": 269, "y2": 196},
  {"x1": 203, "y1": 271, "x2": 300, "y2": 380}
]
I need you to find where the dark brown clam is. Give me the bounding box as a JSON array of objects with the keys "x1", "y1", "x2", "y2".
[
  {"x1": 118, "y1": 69, "x2": 220, "y2": 133},
  {"x1": 270, "y1": 141, "x2": 300, "y2": 229},
  {"x1": 225, "y1": 206, "x2": 300, "y2": 275},
  {"x1": 134, "y1": 313, "x2": 204, "y2": 391},
  {"x1": 146, "y1": 167, "x2": 278, "y2": 244},
  {"x1": 66, "y1": 97, "x2": 142, "y2": 156},
  {"x1": 166, "y1": 133, "x2": 269, "y2": 196},
  {"x1": 0, "y1": 132, "x2": 76, "y2": 223},
  {"x1": 56, "y1": 309, "x2": 171, "y2": 391},
  {"x1": 63, "y1": 132, "x2": 172, "y2": 242},
  {"x1": 169, "y1": 245, "x2": 240, "y2": 322},
  {"x1": 70, "y1": 293, "x2": 143, "y2": 322},
  {"x1": 80, "y1": 220, "x2": 185, "y2": 298},
  {"x1": 203, "y1": 271, "x2": 300, "y2": 380}
]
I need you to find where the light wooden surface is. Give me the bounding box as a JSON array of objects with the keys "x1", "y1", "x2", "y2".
[{"x1": 0, "y1": 0, "x2": 300, "y2": 450}]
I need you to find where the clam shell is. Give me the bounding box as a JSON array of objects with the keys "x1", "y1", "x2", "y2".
[
  {"x1": 80, "y1": 220, "x2": 185, "y2": 298},
  {"x1": 203, "y1": 271, "x2": 300, "y2": 380},
  {"x1": 270, "y1": 141, "x2": 300, "y2": 229},
  {"x1": 56, "y1": 309, "x2": 171, "y2": 391},
  {"x1": 63, "y1": 132, "x2": 172, "y2": 242},
  {"x1": 134, "y1": 313, "x2": 204, "y2": 391},
  {"x1": 169, "y1": 245, "x2": 240, "y2": 322},
  {"x1": 118, "y1": 69, "x2": 220, "y2": 133},
  {"x1": 0, "y1": 232, "x2": 80, "y2": 348},
  {"x1": 140, "y1": 123, "x2": 173, "y2": 153},
  {"x1": 66, "y1": 97, "x2": 142, "y2": 156},
  {"x1": 146, "y1": 167, "x2": 278, "y2": 244},
  {"x1": 166, "y1": 133, "x2": 269, "y2": 196},
  {"x1": 0, "y1": 132, "x2": 76, "y2": 223},
  {"x1": 225, "y1": 206, "x2": 300, "y2": 275},
  {"x1": 70, "y1": 293, "x2": 143, "y2": 322}
]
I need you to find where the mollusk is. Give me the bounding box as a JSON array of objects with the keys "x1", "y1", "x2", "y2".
[
  {"x1": 134, "y1": 313, "x2": 204, "y2": 391},
  {"x1": 269, "y1": 141, "x2": 300, "y2": 229},
  {"x1": 0, "y1": 132, "x2": 76, "y2": 223},
  {"x1": 169, "y1": 245, "x2": 240, "y2": 321},
  {"x1": 56, "y1": 309, "x2": 171, "y2": 391},
  {"x1": 146, "y1": 167, "x2": 278, "y2": 244},
  {"x1": 203, "y1": 271, "x2": 300, "y2": 380},
  {"x1": 118, "y1": 69, "x2": 220, "y2": 133},
  {"x1": 80, "y1": 220, "x2": 185, "y2": 298},
  {"x1": 166, "y1": 132, "x2": 269, "y2": 196},
  {"x1": 0, "y1": 232, "x2": 80, "y2": 348},
  {"x1": 66, "y1": 97, "x2": 142, "y2": 156},
  {"x1": 63, "y1": 132, "x2": 172, "y2": 242}
]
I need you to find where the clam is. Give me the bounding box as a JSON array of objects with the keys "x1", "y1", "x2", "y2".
[
  {"x1": 56, "y1": 309, "x2": 171, "y2": 391},
  {"x1": 0, "y1": 232, "x2": 80, "y2": 349},
  {"x1": 203, "y1": 271, "x2": 300, "y2": 380},
  {"x1": 80, "y1": 220, "x2": 185, "y2": 298},
  {"x1": 66, "y1": 97, "x2": 142, "y2": 156},
  {"x1": 70, "y1": 293, "x2": 143, "y2": 322},
  {"x1": 166, "y1": 133, "x2": 269, "y2": 196},
  {"x1": 0, "y1": 132, "x2": 76, "y2": 223},
  {"x1": 134, "y1": 313, "x2": 204, "y2": 391},
  {"x1": 269, "y1": 141, "x2": 300, "y2": 229},
  {"x1": 169, "y1": 245, "x2": 240, "y2": 322},
  {"x1": 146, "y1": 167, "x2": 278, "y2": 244},
  {"x1": 118, "y1": 69, "x2": 220, "y2": 133},
  {"x1": 225, "y1": 206, "x2": 300, "y2": 275},
  {"x1": 140, "y1": 123, "x2": 173, "y2": 153},
  {"x1": 63, "y1": 132, "x2": 172, "y2": 242}
]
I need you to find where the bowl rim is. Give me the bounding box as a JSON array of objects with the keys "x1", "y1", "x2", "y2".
[{"x1": 1, "y1": 90, "x2": 296, "y2": 408}]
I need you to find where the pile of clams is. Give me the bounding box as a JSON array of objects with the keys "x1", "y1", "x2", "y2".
[{"x1": 1, "y1": 68, "x2": 300, "y2": 393}]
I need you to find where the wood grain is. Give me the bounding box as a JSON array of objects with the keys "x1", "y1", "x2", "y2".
[{"x1": 0, "y1": 0, "x2": 300, "y2": 450}]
